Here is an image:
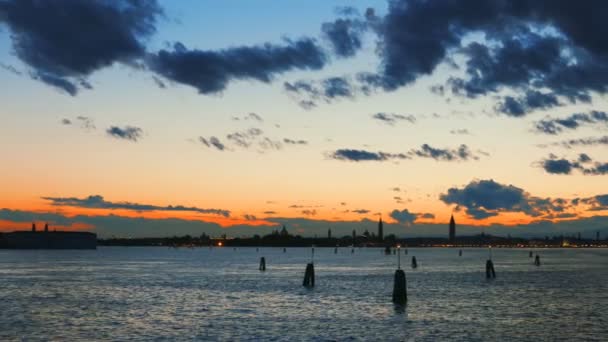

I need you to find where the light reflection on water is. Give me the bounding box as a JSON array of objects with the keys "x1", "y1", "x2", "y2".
[{"x1": 0, "y1": 247, "x2": 607, "y2": 341}]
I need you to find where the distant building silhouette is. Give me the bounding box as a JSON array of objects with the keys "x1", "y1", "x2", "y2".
[
  {"x1": 44, "y1": 223, "x2": 49, "y2": 233},
  {"x1": 378, "y1": 217, "x2": 384, "y2": 242},
  {"x1": 328, "y1": 228, "x2": 332, "y2": 239},
  {"x1": 280, "y1": 225, "x2": 289, "y2": 237},
  {"x1": 31, "y1": 222, "x2": 36, "y2": 232},
  {"x1": 352, "y1": 229, "x2": 356, "y2": 242},
  {"x1": 449, "y1": 214, "x2": 455, "y2": 242}
]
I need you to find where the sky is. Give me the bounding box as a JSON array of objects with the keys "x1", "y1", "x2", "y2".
[{"x1": 1, "y1": 0, "x2": 607, "y2": 238}]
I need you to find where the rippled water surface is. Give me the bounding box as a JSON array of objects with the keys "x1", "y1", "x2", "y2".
[{"x1": 1, "y1": 247, "x2": 607, "y2": 341}]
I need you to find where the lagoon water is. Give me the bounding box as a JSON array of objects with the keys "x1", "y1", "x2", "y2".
[{"x1": 1, "y1": 247, "x2": 607, "y2": 341}]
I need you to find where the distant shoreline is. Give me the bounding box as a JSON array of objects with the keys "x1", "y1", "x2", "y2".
[{"x1": 98, "y1": 234, "x2": 608, "y2": 248}]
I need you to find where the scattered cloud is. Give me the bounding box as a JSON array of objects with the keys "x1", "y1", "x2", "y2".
[
  {"x1": 389, "y1": 209, "x2": 434, "y2": 225},
  {"x1": 540, "y1": 136, "x2": 608, "y2": 149},
  {"x1": 372, "y1": 112, "x2": 416, "y2": 125},
  {"x1": 351, "y1": 209, "x2": 370, "y2": 214},
  {"x1": 42, "y1": 195, "x2": 230, "y2": 217},
  {"x1": 61, "y1": 115, "x2": 97, "y2": 130},
  {"x1": 535, "y1": 111, "x2": 608, "y2": 135},
  {"x1": 199, "y1": 136, "x2": 226, "y2": 151},
  {"x1": 283, "y1": 138, "x2": 308, "y2": 145},
  {"x1": 329, "y1": 149, "x2": 410, "y2": 162},
  {"x1": 226, "y1": 128, "x2": 264, "y2": 148},
  {"x1": 301, "y1": 209, "x2": 317, "y2": 216},
  {"x1": 541, "y1": 154, "x2": 608, "y2": 175},
  {"x1": 106, "y1": 125, "x2": 143, "y2": 142},
  {"x1": 233, "y1": 113, "x2": 263, "y2": 122},
  {"x1": 440, "y1": 179, "x2": 576, "y2": 219},
  {"x1": 409, "y1": 144, "x2": 479, "y2": 161},
  {"x1": 148, "y1": 39, "x2": 327, "y2": 94},
  {"x1": 329, "y1": 144, "x2": 483, "y2": 162},
  {"x1": 450, "y1": 129, "x2": 471, "y2": 135}
]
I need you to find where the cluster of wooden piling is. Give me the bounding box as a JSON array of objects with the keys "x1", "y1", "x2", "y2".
[{"x1": 248, "y1": 245, "x2": 547, "y2": 307}]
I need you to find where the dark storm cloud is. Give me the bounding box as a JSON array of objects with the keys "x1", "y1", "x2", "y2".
[
  {"x1": 148, "y1": 39, "x2": 327, "y2": 94},
  {"x1": 535, "y1": 111, "x2": 608, "y2": 135},
  {"x1": 42, "y1": 194, "x2": 230, "y2": 217},
  {"x1": 106, "y1": 125, "x2": 143, "y2": 142},
  {"x1": 199, "y1": 136, "x2": 226, "y2": 151},
  {"x1": 0, "y1": 0, "x2": 161, "y2": 95},
  {"x1": 372, "y1": 112, "x2": 416, "y2": 125},
  {"x1": 440, "y1": 179, "x2": 569, "y2": 219},
  {"x1": 541, "y1": 154, "x2": 608, "y2": 175}
]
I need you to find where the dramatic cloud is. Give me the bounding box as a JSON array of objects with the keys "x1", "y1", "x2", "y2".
[
  {"x1": 199, "y1": 136, "x2": 226, "y2": 151},
  {"x1": 329, "y1": 144, "x2": 482, "y2": 162},
  {"x1": 349, "y1": 1, "x2": 608, "y2": 115},
  {"x1": 372, "y1": 112, "x2": 416, "y2": 125},
  {"x1": 148, "y1": 39, "x2": 327, "y2": 94},
  {"x1": 106, "y1": 125, "x2": 143, "y2": 142},
  {"x1": 0, "y1": 0, "x2": 161, "y2": 95},
  {"x1": 42, "y1": 195, "x2": 230, "y2": 217},
  {"x1": 440, "y1": 179, "x2": 569, "y2": 219},
  {"x1": 389, "y1": 209, "x2": 433, "y2": 225},
  {"x1": 535, "y1": 111, "x2": 608, "y2": 135},
  {"x1": 541, "y1": 154, "x2": 608, "y2": 175}
]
